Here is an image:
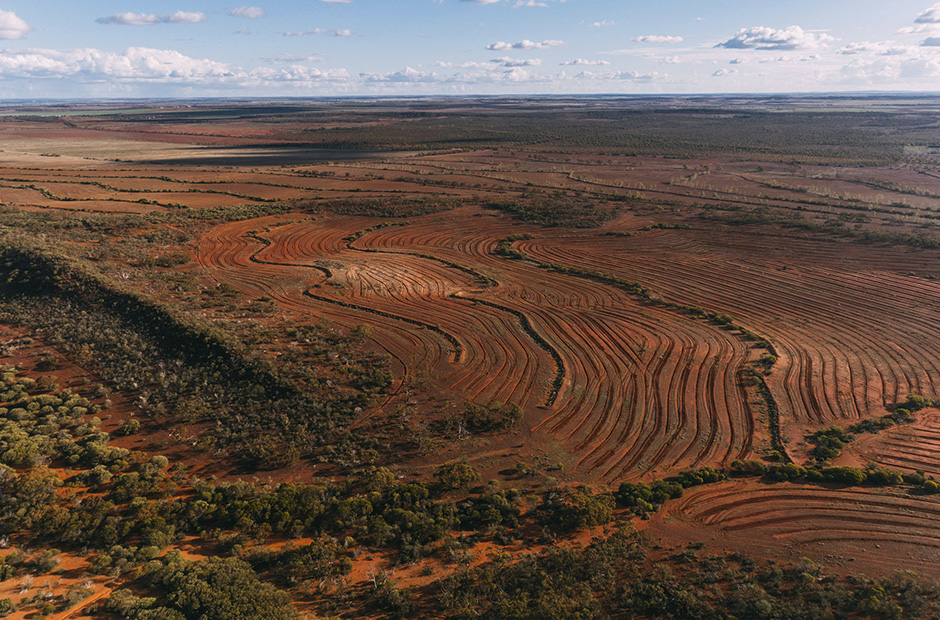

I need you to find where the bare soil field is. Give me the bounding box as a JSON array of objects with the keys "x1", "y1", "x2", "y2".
[
  {"x1": 646, "y1": 479, "x2": 940, "y2": 579},
  {"x1": 3, "y1": 97, "x2": 940, "y2": 618},
  {"x1": 839, "y1": 408, "x2": 940, "y2": 476}
]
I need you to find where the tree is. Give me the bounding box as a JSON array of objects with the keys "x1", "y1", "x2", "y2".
[
  {"x1": 150, "y1": 557, "x2": 298, "y2": 620},
  {"x1": 435, "y1": 462, "x2": 481, "y2": 491}
]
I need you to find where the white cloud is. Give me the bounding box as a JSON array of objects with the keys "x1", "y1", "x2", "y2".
[
  {"x1": 166, "y1": 11, "x2": 206, "y2": 24},
  {"x1": 574, "y1": 70, "x2": 663, "y2": 81},
  {"x1": 839, "y1": 50, "x2": 940, "y2": 83},
  {"x1": 916, "y1": 3, "x2": 940, "y2": 23},
  {"x1": 633, "y1": 35, "x2": 683, "y2": 44},
  {"x1": 560, "y1": 58, "x2": 609, "y2": 66},
  {"x1": 97, "y1": 13, "x2": 161, "y2": 26},
  {"x1": 435, "y1": 60, "x2": 488, "y2": 69},
  {"x1": 264, "y1": 53, "x2": 325, "y2": 64},
  {"x1": 0, "y1": 46, "x2": 354, "y2": 93},
  {"x1": 500, "y1": 66, "x2": 540, "y2": 80},
  {"x1": 97, "y1": 11, "x2": 206, "y2": 26},
  {"x1": 591, "y1": 20, "x2": 614, "y2": 28},
  {"x1": 898, "y1": 24, "x2": 938, "y2": 35},
  {"x1": 0, "y1": 47, "x2": 229, "y2": 80},
  {"x1": 436, "y1": 62, "x2": 557, "y2": 91},
  {"x1": 716, "y1": 26, "x2": 833, "y2": 51},
  {"x1": 0, "y1": 10, "x2": 30, "y2": 39},
  {"x1": 284, "y1": 28, "x2": 351, "y2": 37},
  {"x1": 485, "y1": 39, "x2": 564, "y2": 50},
  {"x1": 491, "y1": 56, "x2": 541, "y2": 67},
  {"x1": 899, "y1": 4, "x2": 940, "y2": 40},
  {"x1": 444, "y1": 65, "x2": 553, "y2": 84},
  {"x1": 839, "y1": 41, "x2": 910, "y2": 56},
  {"x1": 712, "y1": 68, "x2": 737, "y2": 77},
  {"x1": 250, "y1": 65, "x2": 349, "y2": 82},
  {"x1": 362, "y1": 66, "x2": 437, "y2": 82},
  {"x1": 830, "y1": 37, "x2": 940, "y2": 86},
  {"x1": 229, "y1": 7, "x2": 266, "y2": 19}
]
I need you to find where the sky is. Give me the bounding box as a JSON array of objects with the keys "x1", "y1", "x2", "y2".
[{"x1": 1, "y1": 1, "x2": 940, "y2": 98}]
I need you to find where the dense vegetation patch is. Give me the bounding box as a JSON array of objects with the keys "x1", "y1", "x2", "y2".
[
  {"x1": 806, "y1": 397, "x2": 931, "y2": 464},
  {"x1": 105, "y1": 556, "x2": 297, "y2": 620},
  {"x1": 0, "y1": 237, "x2": 374, "y2": 467},
  {"x1": 283, "y1": 103, "x2": 909, "y2": 165},
  {"x1": 487, "y1": 192, "x2": 623, "y2": 228},
  {"x1": 0, "y1": 365, "x2": 938, "y2": 618},
  {"x1": 439, "y1": 526, "x2": 940, "y2": 620},
  {"x1": 319, "y1": 195, "x2": 459, "y2": 217}
]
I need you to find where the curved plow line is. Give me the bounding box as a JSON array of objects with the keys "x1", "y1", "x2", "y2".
[
  {"x1": 880, "y1": 433, "x2": 940, "y2": 452},
  {"x1": 667, "y1": 337, "x2": 728, "y2": 469},
  {"x1": 605, "y1": 337, "x2": 678, "y2": 475},
  {"x1": 684, "y1": 487, "x2": 940, "y2": 518},
  {"x1": 524, "y1": 238, "x2": 940, "y2": 422},
  {"x1": 243, "y1": 225, "x2": 427, "y2": 411},
  {"x1": 645, "y1": 335, "x2": 706, "y2": 473},
  {"x1": 501, "y1": 243, "x2": 780, "y2": 461},
  {"x1": 451, "y1": 294, "x2": 565, "y2": 408},
  {"x1": 787, "y1": 531, "x2": 940, "y2": 549},
  {"x1": 873, "y1": 453, "x2": 940, "y2": 474},
  {"x1": 584, "y1": 256, "x2": 872, "y2": 419},
  {"x1": 346, "y1": 224, "x2": 499, "y2": 290},
  {"x1": 198, "y1": 220, "x2": 418, "y2": 409},
  {"x1": 299, "y1": 291, "x2": 462, "y2": 365},
  {"x1": 570, "y1": 309, "x2": 708, "y2": 479},
  {"x1": 561, "y1": 313, "x2": 639, "y2": 459},
  {"x1": 244, "y1": 230, "x2": 333, "y2": 279},
  {"x1": 736, "y1": 268, "x2": 898, "y2": 418},
  {"x1": 720, "y1": 512, "x2": 940, "y2": 534},
  {"x1": 685, "y1": 489, "x2": 940, "y2": 530},
  {"x1": 244, "y1": 222, "x2": 462, "y2": 363},
  {"x1": 621, "y1": 335, "x2": 692, "y2": 476}
]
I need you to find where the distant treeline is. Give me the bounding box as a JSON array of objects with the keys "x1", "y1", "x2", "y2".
[{"x1": 284, "y1": 107, "x2": 911, "y2": 165}]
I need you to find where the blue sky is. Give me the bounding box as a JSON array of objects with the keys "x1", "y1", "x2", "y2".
[{"x1": 0, "y1": 0, "x2": 939, "y2": 97}]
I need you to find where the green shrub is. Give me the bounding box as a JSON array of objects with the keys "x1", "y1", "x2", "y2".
[
  {"x1": 543, "y1": 488, "x2": 615, "y2": 529},
  {"x1": 435, "y1": 462, "x2": 481, "y2": 491},
  {"x1": 820, "y1": 466, "x2": 867, "y2": 486}
]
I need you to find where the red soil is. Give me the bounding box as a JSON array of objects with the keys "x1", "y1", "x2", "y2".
[
  {"x1": 644, "y1": 479, "x2": 940, "y2": 579},
  {"x1": 6, "y1": 113, "x2": 940, "y2": 587},
  {"x1": 516, "y1": 226, "x2": 940, "y2": 442},
  {"x1": 196, "y1": 207, "x2": 763, "y2": 482},
  {"x1": 839, "y1": 408, "x2": 940, "y2": 476}
]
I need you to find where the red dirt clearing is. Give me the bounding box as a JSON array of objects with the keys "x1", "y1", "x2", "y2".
[
  {"x1": 839, "y1": 408, "x2": 940, "y2": 476},
  {"x1": 516, "y1": 226, "x2": 940, "y2": 442},
  {"x1": 196, "y1": 207, "x2": 763, "y2": 482},
  {"x1": 645, "y1": 479, "x2": 940, "y2": 579}
]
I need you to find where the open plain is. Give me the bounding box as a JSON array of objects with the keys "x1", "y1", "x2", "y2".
[{"x1": 2, "y1": 97, "x2": 940, "y2": 617}]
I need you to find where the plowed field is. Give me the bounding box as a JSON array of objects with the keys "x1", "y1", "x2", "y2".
[
  {"x1": 196, "y1": 208, "x2": 768, "y2": 480},
  {"x1": 646, "y1": 479, "x2": 940, "y2": 578},
  {"x1": 6, "y1": 100, "x2": 940, "y2": 586}
]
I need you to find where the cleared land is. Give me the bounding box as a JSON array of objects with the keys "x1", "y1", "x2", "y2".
[{"x1": 2, "y1": 97, "x2": 940, "y2": 617}]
